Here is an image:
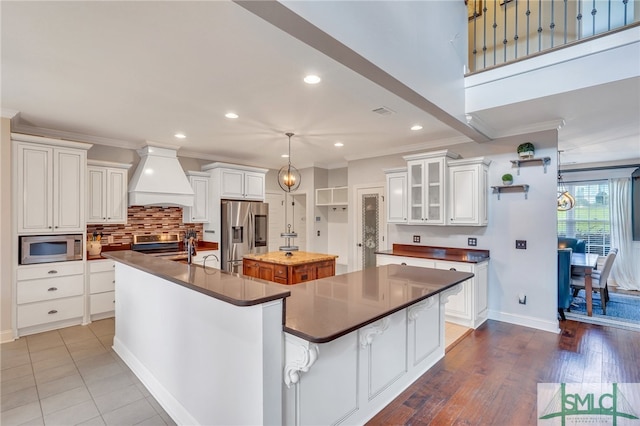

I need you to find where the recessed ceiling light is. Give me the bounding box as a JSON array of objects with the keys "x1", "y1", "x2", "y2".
[
  {"x1": 334, "y1": 142, "x2": 344, "y2": 147},
  {"x1": 281, "y1": 154, "x2": 289, "y2": 158},
  {"x1": 225, "y1": 112, "x2": 239, "y2": 119},
  {"x1": 304, "y1": 75, "x2": 321, "y2": 84},
  {"x1": 411, "y1": 125, "x2": 423, "y2": 131},
  {"x1": 174, "y1": 133, "x2": 186, "y2": 139}
]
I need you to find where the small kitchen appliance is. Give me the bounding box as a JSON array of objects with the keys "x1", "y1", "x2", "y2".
[{"x1": 19, "y1": 234, "x2": 83, "y2": 265}]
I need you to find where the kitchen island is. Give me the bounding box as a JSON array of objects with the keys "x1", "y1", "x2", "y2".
[
  {"x1": 242, "y1": 251, "x2": 338, "y2": 285},
  {"x1": 104, "y1": 250, "x2": 473, "y2": 425}
]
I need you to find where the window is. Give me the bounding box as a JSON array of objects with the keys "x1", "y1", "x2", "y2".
[{"x1": 557, "y1": 179, "x2": 611, "y2": 256}]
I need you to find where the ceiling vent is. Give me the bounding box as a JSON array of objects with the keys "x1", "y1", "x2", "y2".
[{"x1": 372, "y1": 106, "x2": 396, "y2": 116}]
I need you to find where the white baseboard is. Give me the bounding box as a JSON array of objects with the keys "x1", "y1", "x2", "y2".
[
  {"x1": 488, "y1": 309, "x2": 560, "y2": 334},
  {"x1": 1, "y1": 329, "x2": 15, "y2": 343},
  {"x1": 113, "y1": 337, "x2": 197, "y2": 426}
]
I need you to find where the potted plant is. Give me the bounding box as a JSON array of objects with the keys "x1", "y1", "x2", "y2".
[
  {"x1": 502, "y1": 173, "x2": 514, "y2": 185},
  {"x1": 517, "y1": 142, "x2": 535, "y2": 159}
]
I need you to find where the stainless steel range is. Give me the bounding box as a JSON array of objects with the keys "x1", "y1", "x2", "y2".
[{"x1": 131, "y1": 234, "x2": 189, "y2": 261}]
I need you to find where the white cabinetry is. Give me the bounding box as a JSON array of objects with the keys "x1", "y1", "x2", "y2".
[
  {"x1": 88, "y1": 259, "x2": 116, "y2": 319},
  {"x1": 16, "y1": 261, "x2": 85, "y2": 334},
  {"x1": 403, "y1": 150, "x2": 460, "y2": 225},
  {"x1": 383, "y1": 168, "x2": 407, "y2": 223},
  {"x1": 14, "y1": 134, "x2": 91, "y2": 234},
  {"x1": 376, "y1": 254, "x2": 489, "y2": 329},
  {"x1": 201, "y1": 162, "x2": 268, "y2": 243},
  {"x1": 183, "y1": 171, "x2": 210, "y2": 223},
  {"x1": 203, "y1": 163, "x2": 266, "y2": 201},
  {"x1": 87, "y1": 160, "x2": 131, "y2": 224},
  {"x1": 315, "y1": 187, "x2": 348, "y2": 206},
  {"x1": 447, "y1": 157, "x2": 490, "y2": 226}
]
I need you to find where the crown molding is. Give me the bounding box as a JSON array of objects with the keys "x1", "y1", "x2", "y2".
[
  {"x1": 1, "y1": 109, "x2": 19, "y2": 119},
  {"x1": 344, "y1": 135, "x2": 471, "y2": 162},
  {"x1": 10, "y1": 122, "x2": 138, "y2": 150}
]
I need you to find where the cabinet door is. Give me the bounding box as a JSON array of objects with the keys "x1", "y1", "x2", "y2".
[
  {"x1": 386, "y1": 172, "x2": 407, "y2": 223},
  {"x1": 87, "y1": 167, "x2": 107, "y2": 223},
  {"x1": 220, "y1": 169, "x2": 245, "y2": 198},
  {"x1": 244, "y1": 172, "x2": 265, "y2": 200},
  {"x1": 407, "y1": 160, "x2": 425, "y2": 224},
  {"x1": 184, "y1": 175, "x2": 209, "y2": 222},
  {"x1": 291, "y1": 264, "x2": 317, "y2": 284},
  {"x1": 17, "y1": 143, "x2": 53, "y2": 233},
  {"x1": 54, "y1": 148, "x2": 85, "y2": 232},
  {"x1": 449, "y1": 164, "x2": 479, "y2": 225},
  {"x1": 424, "y1": 158, "x2": 445, "y2": 225},
  {"x1": 106, "y1": 168, "x2": 127, "y2": 223},
  {"x1": 435, "y1": 261, "x2": 472, "y2": 322},
  {"x1": 315, "y1": 260, "x2": 335, "y2": 279}
]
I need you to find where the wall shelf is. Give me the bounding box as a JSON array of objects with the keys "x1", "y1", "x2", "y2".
[
  {"x1": 510, "y1": 157, "x2": 551, "y2": 175},
  {"x1": 316, "y1": 187, "x2": 348, "y2": 206},
  {"x1": 491, "y1": 184, "x2": 530, "y2": 200}
]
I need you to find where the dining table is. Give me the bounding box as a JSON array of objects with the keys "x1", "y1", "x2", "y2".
[{"x1": 570, "y1": 252, "x2": 600, "y2": 316}]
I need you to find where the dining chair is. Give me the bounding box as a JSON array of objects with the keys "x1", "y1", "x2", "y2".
[{"x1": 571, "y1": 248, "x2": 618, "y2": 315}]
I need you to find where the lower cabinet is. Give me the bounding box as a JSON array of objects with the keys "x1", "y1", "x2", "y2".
[
  {"x1": 88, "y1": 259, "x2": 116, "y2": 319},
  {"x1": 243, "y1": 259, "x2": 336, "y2": 285},
  {"x1": 376, "y1": 254, "x2": 488, "y2": 328},
  {"x1": 16, "y1": 261, "x2": 85, "y2": 334}
]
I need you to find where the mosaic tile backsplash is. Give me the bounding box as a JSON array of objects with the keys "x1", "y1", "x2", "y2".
[{"x1": 86, "y1": 206, "x2": 203, "y2": 245}]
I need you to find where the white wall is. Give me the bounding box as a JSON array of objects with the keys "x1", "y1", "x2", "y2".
[
  {"x1": 348, "y1": 130, "x2": 560, "y2": 333},
  {"x1": 1, "y1": 118, "x2": 13, "y2": 342}
]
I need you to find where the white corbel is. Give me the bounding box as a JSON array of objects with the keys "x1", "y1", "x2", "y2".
[
  {"x1": 440, "y1": 283, "x2": 463, "y2": 306},
  {"x1": 408, "y1": 296, "x2": 436, "y2": 322},
  {"x1": 284, "y1": 343, "x2": 319, "y2": 388},
  {"x1": 359, "y1": 317, "x2": 391, "y2": 348}
]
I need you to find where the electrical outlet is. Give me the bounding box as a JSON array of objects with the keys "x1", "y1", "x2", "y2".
[
  {"x1": 107, "y1": 235, "x2": 114, "y2": 244},
  {"x1": 317, "y1": 230, "x2": 320, "y2": 237},
  {"x1": 516, "y1": 240, "x2": 527, "y2": 249},
  {"x1": 413, "y1": 235, "x2": 421, "y2": 243},
  {"x1": 518, "y1": 293, "x2": 527, "y2": 305},
  {"x1": 468, "y1": 237, "x2": 477, "y2": 246}
]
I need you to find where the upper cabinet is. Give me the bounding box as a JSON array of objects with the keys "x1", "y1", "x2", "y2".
[
  {"x1": 14, "y1": 134, "x2": 91, "y2": 234},
  {"x1": 447, "y1": 157, "x2": 491, "y2": 226},
  {"x1": 384, "y1": 168, "x2": 407, "y2": 223},
  {"x1": 404, "y1": 150, "x2": 460, "y2": 225},
  {"x1": 183, "y1": 171, "x2": 210, "y2": 223},
  {"x1": 202, "y1": 163, "x2": 267, "y2": 201},
  {"x1": 87, "y1": 160, "x2": 131, "y2": 224},
  {"x1": 385, "y1": 151, "x2": 490, "y2": 227}
]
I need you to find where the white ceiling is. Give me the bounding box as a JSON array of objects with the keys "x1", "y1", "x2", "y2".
[{"x1": 2, "y1": 1, "x2": 639, "y2": 170}]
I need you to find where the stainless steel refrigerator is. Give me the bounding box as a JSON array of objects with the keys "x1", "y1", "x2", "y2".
[{"x1": 221, "y1": 200, "x2": 269, "y2": 273}]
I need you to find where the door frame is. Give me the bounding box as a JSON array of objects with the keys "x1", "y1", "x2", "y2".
[{"x1": 351, "y1": 183, "x2": 386, "y2": 272}]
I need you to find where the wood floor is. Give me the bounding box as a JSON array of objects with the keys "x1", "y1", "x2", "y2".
[{"x1": 367, "y1": 319, "x2": 640, "y2": 425}]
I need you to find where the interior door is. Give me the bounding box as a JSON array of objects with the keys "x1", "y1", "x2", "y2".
[{"x1": 355, "y1": 186, "x2": 385, "y2": 271}]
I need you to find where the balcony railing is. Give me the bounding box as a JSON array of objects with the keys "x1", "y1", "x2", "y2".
[{"x1": 467, "y1": 0, "x2": 640, "y2": 73}]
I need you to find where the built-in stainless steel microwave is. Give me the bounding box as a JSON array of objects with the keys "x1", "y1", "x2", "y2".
[{"x1": 19, "y1": 234, "x2": 83, "y2": 265}]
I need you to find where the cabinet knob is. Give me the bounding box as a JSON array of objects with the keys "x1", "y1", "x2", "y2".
[
  {"x1": 103, "y1": 217, "x2": 106, "y2": 220},
  {"x1": 107, "y1": 217, "x2": 111, "y2": 220},
  {"x1": 401, "y1": 262, "x2": 407, "y2": 266},
  {"x1": 48, "y1": 310, "x2": 58, "y2": 315},
  {"x1": 48, "y1": 270, "x2": 58, "y2": 274},
  {"x1": 47, "y1": 287, "x2": 58, "y2": 292},
  {"x1": 48, "y1": 226, "x2": 52, "y2": 229},
  {"x1": 112, "y1": 280, "x2": 115, "y2": 283},
  {"x1": 54, "y1": 226, "x2": 58, "y2": 228},
  {"x1": 449, "y1": 268, "x2": 457, "y2": 271}
]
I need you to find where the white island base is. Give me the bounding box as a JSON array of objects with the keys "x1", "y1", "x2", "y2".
[{"x1": 108, "y1": 254, "x2": 468, "y2": 425}]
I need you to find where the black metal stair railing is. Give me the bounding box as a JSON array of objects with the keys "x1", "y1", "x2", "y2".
[{"x1": 467, "y1": 0, "x2": 639, "y2": 73}]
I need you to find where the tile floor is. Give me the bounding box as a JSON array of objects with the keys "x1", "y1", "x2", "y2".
[{"x1": 1, "y1": 318, "x2": 175, "y2": 426}]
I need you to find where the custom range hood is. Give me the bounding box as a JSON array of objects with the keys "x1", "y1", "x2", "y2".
[{"x1": 128, "y1": 145, "x2": 194, "y2": 207}]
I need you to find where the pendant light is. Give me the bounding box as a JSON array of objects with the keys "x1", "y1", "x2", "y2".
[
  {"x1": 278, "y1": 132, "x2": 301, "y2": 192},
  {"x1": 557, "y1": 151, "x2": 575, "y2": 211}
]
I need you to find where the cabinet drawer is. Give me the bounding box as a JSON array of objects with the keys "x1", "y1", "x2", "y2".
[
  {"x1": 17, "y1": 296, "x2": 84, "y2": 328},
  {"x1": 17, "y1": 274, "x2": 84, "y2": 304},
  {"x1": 17, "y1": 261, "x2": 84, "y2": 281},
  {"x1": 90, "y1": 271, "x2": 115, "y2": 294},
  {"x1": 89, "y1": 260, "x2": 115, "y2": 273},
  {"x1": 274, "y1": 265, "x2": 287, "y2": 279},
  {"x1": 90, "y1": 291, "x2": 116, "y2": 315}
]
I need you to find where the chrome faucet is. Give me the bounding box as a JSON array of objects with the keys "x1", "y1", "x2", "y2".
[
  {"x1": 202, "y1": 253, "x2": 219, "y2": 269},
  {"x1": 187, "y1": 237, "x2": 197, "y2": 264}
]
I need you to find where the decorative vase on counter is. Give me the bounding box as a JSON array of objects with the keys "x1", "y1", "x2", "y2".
[{"x1": 88, "y1": 241, "x2": 102, "y2": 256}]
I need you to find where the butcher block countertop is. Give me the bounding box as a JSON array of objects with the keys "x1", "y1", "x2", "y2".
[
  {"x1": 243, "y1": 251, "x2": 338, "y2": 266},
  {"x1": 376, "y1": 244, "x2": 490, "y2": 263}
]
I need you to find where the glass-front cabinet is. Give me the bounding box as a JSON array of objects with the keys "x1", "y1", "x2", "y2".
[{"x1": 404, "y1": 150, "x2": 459, "y2": 225}]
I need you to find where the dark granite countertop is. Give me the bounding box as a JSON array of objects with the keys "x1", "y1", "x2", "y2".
[
  {"x1": 376, "y1": 244, "x2": 490, "y2": 263},
  {"x1": 103, "y1": 250, "x2": 290, "y2": 307},
  {"x1": 105, "y1": 250, "x2": 473, "y2": 343}
]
